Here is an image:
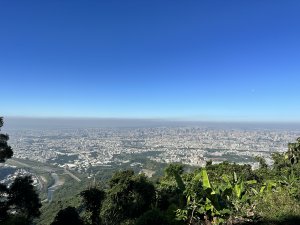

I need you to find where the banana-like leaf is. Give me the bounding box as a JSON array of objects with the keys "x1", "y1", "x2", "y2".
[
  {"x1": 284, "y1": 154, "x2": 289, "y2": 160},
  {"x1": 267, "y1": 180, "x2": 277, "y2": 191},
  {"x1": 260, "y1": 186, "x2": 266, "y2": 193},
  {"x1": 201, "y1": 169, "x2": 211, "y2": 189},
  {"x1": 187, "y1": 195, "x2": 191, "y2": 205},
  {"x1": 246, "y1": 180, "x2": 257, "y2": 185},
  {"x1": 234, "y1": 183, "x2": 242, "y2": 199},
  {"x1": 251, "y1": 187, "x2": 258, "y2": 195},
  {"x1": 193, "y1": 173, "x2": 202, "y2": 182},
  {"x1": 234, "y1": 172, "x2": 238, "y2": 183},
  {"x1": 221, "y1": 174, "x2": 231, "y2": 186},
  {"x1": 240, "y1": 182, "x2": 244, "y2": 198}
]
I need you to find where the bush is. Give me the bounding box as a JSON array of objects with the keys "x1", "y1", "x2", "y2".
[{"x1": 135, "y1": 209, "x2": 170, "y2": 225}]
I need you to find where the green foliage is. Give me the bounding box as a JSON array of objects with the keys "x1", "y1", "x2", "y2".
[
  {"x1": 0, "y1": 215, "x2": 32, "y2": 225},
  {"x1": 0, "y1": 183, "x2": 9, "y2": 221},
  {"x1": 101, "y1": 170, "x2": 155, "y2": 225},
  {"x1": 8, "y1": 176, "x2": 42, "y2": 220},
  {"x1": 255, "y1": 156, "x2": 268, "y2": 170},
  {"x1": 0, "y1": 176, "x2": 42, "y2": 224},
  {"x1": 80, "y1": 187, "x2": 105, "y2": 225},
  {"x1": 156, "y1": 181, "x2": 184, "y2": 211},
  {"x1": 205, "y1": 161, "x2": 258, "y2": 183},
  {"x1": 177, "y1": 168, "x2": 233, "y2": 225},
  {"x1": 156, "y1": 164, "x2": 187, "y2": 210},
  {"x1": 135, "y1": 209, "x2": 170, "y2": 225},
  {"x1": 37, "y1": 175, "x2": 85, "y2": 225},
  {"x1": 222, "y1": 172, "x2": 257, "y2": 218},
  {"x1": 0, "y1": 117, "x2": 42, "y2": 224},
  {"x1": 287, "y1": 138, "x2": 300, "y2": 165},
  {"x1": 0, "y1": 117, "x2": 13, "y2": 163},
  {"x1": 258, "y1": 180, "x2": 277, "y2": 194},
  {"x1": 164, "y1": 164, "x2": 185, "y2": 191},
  {"x1": 255, "y1": 187, "x2": 300, "y2": 223},
  {"x1": 50, "y1": 206, "x2": 84, "y2": 225}
]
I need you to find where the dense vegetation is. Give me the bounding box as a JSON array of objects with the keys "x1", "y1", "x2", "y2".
[
  {"x1": 1, "y1": 117, "x2": 42, "y2": 224},
  {"x1": 1, "y1": 117, "x2": 300, "y2": 225}
]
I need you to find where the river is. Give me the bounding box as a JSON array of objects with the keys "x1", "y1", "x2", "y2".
[{"x1": 47, "y1": 173, "x2": 63, "y2": 202}]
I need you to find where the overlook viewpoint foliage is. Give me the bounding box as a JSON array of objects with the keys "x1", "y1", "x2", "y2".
[
  {"x1": 1, "y1": 117, "x2": 300, "y2": 225},
  {"x1": 0, "y1": 117, "x2": 42, "y2": 224}
]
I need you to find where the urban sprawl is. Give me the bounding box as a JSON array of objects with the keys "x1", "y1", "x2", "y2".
[{"x1": 6, "y1": 127, "x2": 300, "y2": 173}]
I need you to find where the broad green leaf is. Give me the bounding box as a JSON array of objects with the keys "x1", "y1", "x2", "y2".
[
  {"x1": 201, "y1": 169, "x2": 211, "y2": 189},
  {"x1": 234, "y1": 184, "x2": 241, "y2": 198},
  {"x1": 246, "y1": 180, "x2": 257, "y2": 185},
  {"x1": 251, "y1": 187, "x2": 258, "y2": 195},
  {"x1": 187, "y1": 195, "x2": 191, "y2": 205},
  {"x1": 267, "y1": 180, "x2": 277, "y2": 191},
  {"x1": 234, "y1": 172, "x2": 238, "y2": 183},
  {"x1": 193, "y1": 173, "x2": 202, "y2": 182},
  {"x1": 260, "y1": 186, "x2": 266, "y2": 193},
  {"x1": 222, "y1": 174, "x2": 230, "y2": 184}
]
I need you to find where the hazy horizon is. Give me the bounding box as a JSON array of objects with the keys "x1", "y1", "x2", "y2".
[{"x1": 3, "y1": 117, "x2": 300, "y2": 130}]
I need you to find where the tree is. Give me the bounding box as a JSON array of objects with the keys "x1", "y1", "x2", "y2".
[
  {"x1": 287, "y1": 138, "x2": 300, "y2": 165},
  {"x1": 135, "y1": 209, "x2": 170, "y2": 225},
  {"x1": 50, "y1": 206, "x2": 84, "y2": 225},
  {"x1": 0, "y1": 117, "x2": 13, "y2": 163},
  {"x1": 156, "y1": 164, "x2": 186, "y2": 211},
  {"x1": 0, "y1": 183, "x2": 9, "y2": 221},
  {"x1": 206, "y1": 161, "x2": 257, "y2": 182},
  {"x1": 8, "y1": 176, "x2": 42, "y2": 220},
  {"x1": 0, "y1": 117, "x2": 41, "y2": 224},
  {"x1": 0, "y1": 117, "x2": 13, "y2": 223},
  {"x1": 80, "y1": 187, "x2": 105, "y2": 225},
  {"x1": 164, "y1": 164, "x2": 185, "y2": 191},
  {"x1": 101, "y1": 170, "x2": 155, "y2": 225},
  {"x1": 255, "y1": 156, "x2": 268, "y2": 169}
]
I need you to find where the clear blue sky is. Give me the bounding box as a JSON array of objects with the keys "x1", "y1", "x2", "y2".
[{"x1": 1, "y1": 0, "x2": 300, "y2": 122}]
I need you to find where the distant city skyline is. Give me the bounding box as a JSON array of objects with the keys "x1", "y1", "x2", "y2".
[{"x1": 1, "y1": 1, "x2": 300, "y2": 122}]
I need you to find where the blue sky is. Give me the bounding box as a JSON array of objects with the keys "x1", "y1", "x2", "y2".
[{"x1": 1, "y1": 0, "x2": 300, "y2": 122}]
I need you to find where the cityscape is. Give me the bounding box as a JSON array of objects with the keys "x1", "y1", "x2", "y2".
[{"x1": 5, "y1": 126, "x2": 300, "y2": 174}]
